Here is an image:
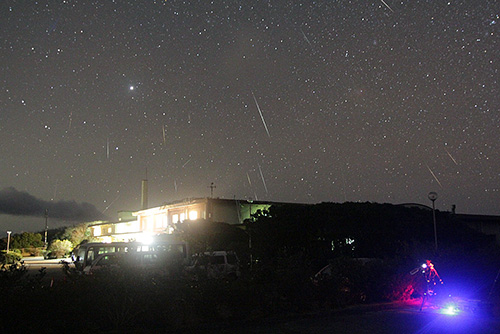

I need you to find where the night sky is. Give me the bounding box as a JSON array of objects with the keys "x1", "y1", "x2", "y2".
[{"x1": 1, "y1": 1, "x2": 498, "y2": 233}]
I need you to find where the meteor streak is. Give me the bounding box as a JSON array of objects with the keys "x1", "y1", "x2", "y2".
[
  {"x1": 246, "y1": 172, "x2": 252, "y2": 187},
  {"x1": 426, "y1": 164, "x2": 443, "y2": 188},
  {"x1": 444, "y1": 147, "x2": 458, "y2": 165},
  {"x1": 67, "y1": 111, "x2": 73, "y2": 131},
  {"x1": 252, "y1": 91, "x2": 271, "y2": 138},
  {"x1": 258, "y1": 164, "x2": 269, "y2": 194},
  {"x1": 380, "y1": 0, "x2": 394, "y2": 12},
  {"x1": 52, "y1": 179, "x2": 58, "y2": 201},
  {"x1": 103, "y1": 193, "x2": 121, "y2": 214},
  {"x1": 301, "y1": 29, "x2": 313, "y2": 47}
]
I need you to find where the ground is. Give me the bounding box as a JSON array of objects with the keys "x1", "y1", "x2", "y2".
[
  {"x1": 180, "y1": 302, "x2": 500, "y2": 334},
  {"x1": 20, "y1": 257, "x2": 500, "y2": 333}
]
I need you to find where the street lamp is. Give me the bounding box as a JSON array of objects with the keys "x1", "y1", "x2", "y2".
[
  {"x1": 44, "y1": 209, "x2": 48, "y2": 248},
  {"x1": 6, "y1": 231, "x2": 12, "y2": 252},
  {"x1": 428, "y1": 192, "x2": 438, "y2": 252},
  {"x1": 247, "y1": 199, "x2": 254, "y2": 270}
]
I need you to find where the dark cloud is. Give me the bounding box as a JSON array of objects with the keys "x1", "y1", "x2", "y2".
[{"x1": 0, "y1": 187, "x2": 107, "y2": 222}]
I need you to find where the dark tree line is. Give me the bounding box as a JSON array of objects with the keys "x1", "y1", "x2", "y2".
[
  {"x1": 0, "y1": 232, "x2": 43, "y2": 251},
  {"x1": 172, "y1": 202, "x2": 500, "y2": 289},
  {"x1": 249, "y1": 202, "x2": 498, "y2": 262},
  {"x1": 245, "y1": 202, "x2": 500, "y2": 301}
]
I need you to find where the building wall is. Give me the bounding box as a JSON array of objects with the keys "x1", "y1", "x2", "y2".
[
  {"x1": 210, "y1": 199, "x2": 243, "y2": 224},
  {"x1": 208, "y1": 199, "x2": 271, "y2": 224},
  {"x1": 90, "y1": 198, "x2": 276, "y2": 242}
]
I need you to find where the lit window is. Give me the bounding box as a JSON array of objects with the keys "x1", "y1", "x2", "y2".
[
  {"x1": 189, "y1": 210, "x2": 198, "y2": 220},
  {"x1": 180, "y1": 213, "x2": 185, "y2": 222},
  {"x1": 172, "y1": 214, "x2": 179, "y2": 223},
  {"x1": 107, "y1": 227, "x2": 112, "y2": 233},
  {"x1": 93, "y1": 226, "x2": 101, "y2": 236}
]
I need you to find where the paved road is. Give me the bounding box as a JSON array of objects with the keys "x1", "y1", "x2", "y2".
[
  {"x1": 183, "y1": 303, "x2": 500, "y2": 334},
  {"x1": 22, "y1": 256, "x2": 71, "y2": 283},
  {"x1": 274, "y1": 307, "x2": 500, "y2": 334}
]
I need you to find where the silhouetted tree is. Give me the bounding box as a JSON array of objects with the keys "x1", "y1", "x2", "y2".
[{"x1": 9, "y1": 232, "x2": 44, "y2": 250}]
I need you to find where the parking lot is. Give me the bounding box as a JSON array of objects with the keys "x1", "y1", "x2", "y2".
[{"x1": 22, "y1": 256, "x2": 70, "y2": 284}]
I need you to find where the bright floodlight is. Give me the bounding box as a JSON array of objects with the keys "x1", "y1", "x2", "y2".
[
  {"x1": 441, "y1": 304, "x2": 460, "y2": 316},
  {"x1": 138, "y1": 233, "x2": 154, "y2": 245}
]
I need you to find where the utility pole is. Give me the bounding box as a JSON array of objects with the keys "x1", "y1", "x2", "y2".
[
  {"x1": 6, "y1": 231, "x2": 11, "y2": 252},
  {"x1": 44, "y1": 209, "x2": 48, "y2": 248},
  {"x1": 247, "y1": 198, "x2": 254, "y2": 270}
]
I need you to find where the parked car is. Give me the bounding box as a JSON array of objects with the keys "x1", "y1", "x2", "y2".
[
  {"x1": 186, "y1": 251, "x2": 241, "y2": 280},
  {"x1": 83, "y1": 252, "x2": 123, "y2": 275}
]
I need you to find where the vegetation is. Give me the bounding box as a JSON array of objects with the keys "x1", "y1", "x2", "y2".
[
  {"x1": 53, "y1": 222, "x2": 96, "y2": 246},
  {"x1": 9, "y1": 232, "x2": 44, "y2": 249},
  {"x1": 0, "y1": 232, "x2": 44, "y2": 256},
  {"x1": 0, "y1": 250, "x2": 23, "y2": 264},
  {"x1": 46, "y1": 239, "x2": 73, "y2": 259},
  {"x1": 0, "y1": 261, "x2": 28, "y2": 286},
  {"x1": 0, "y1": 202, "x2": 499, "y2": 333}
]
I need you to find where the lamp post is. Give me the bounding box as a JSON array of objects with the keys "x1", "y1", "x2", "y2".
[
  {"x1": 6, "y1": 231, "x2": 12, "y2": 252},
  {"x1": 428, "y1": 192, "x2": 438, "y2": 252},
  {"x1": 44, "y1": 209, "x2": 48, "y2": 248},
  {"x1": 248, "y1": 199, "x2": 253, "y2": 270}
]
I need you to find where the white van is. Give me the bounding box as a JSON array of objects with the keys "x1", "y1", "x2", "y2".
[
  {"x1": 83, "y1": 251, "x2": 176, "y2": 275},
  {"x1": 72, "y1": 242, "x2": 136, "y2": 271},
  {"x1": 72, "y1": 240, "x2": 189, "y2": 272}
]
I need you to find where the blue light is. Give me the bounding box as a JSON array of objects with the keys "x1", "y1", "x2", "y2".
[{"x1": 441, "y1": 303, "x2": 460, "y2": 316}]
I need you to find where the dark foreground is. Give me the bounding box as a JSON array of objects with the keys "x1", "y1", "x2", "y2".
[{"x1": 9, "y1": 258, "x2": 500, "y2": 333}]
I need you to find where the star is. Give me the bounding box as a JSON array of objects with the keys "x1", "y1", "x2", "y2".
[{"x1": 0, "y1": 1, "x2": 497, "y2": 233}]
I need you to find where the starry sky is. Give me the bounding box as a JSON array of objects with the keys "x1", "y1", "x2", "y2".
[{"x1": 1, "y1": 1, "x2": 498, "y2": 233}]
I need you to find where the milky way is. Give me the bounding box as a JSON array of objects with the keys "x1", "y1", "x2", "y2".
[{"x1": 0, "y1": 1, "x2": 498, "y2": 232}]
